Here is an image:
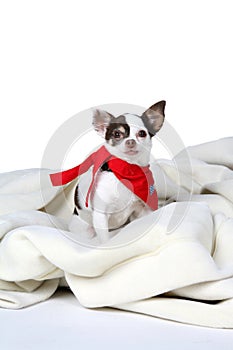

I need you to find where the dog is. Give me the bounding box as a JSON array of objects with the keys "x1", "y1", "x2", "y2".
[{"x1": 71, "y1": 101, "x2": 166, "y2": 243}]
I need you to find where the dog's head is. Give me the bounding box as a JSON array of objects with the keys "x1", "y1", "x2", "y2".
[{"x1": 92, "y1": 101, "x2": 166, "y2": 166}]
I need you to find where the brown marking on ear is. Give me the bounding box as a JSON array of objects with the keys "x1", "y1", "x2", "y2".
[
  {"x1": 142, "y1": 100, "x2": 166, "y2": 136},
  {"x1": 92, "y1": 109, "x2": 114, "y2": 137}
]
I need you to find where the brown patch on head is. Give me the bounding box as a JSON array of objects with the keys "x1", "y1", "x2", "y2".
[{"x1": 105, "y1": 115, "x2": 130, "y2": 146}]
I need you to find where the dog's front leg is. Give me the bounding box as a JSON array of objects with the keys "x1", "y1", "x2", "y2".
[{"x1": 92, "y1": 210, "x2": 109, "y2": 243}]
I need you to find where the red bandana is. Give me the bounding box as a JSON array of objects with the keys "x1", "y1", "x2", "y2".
[{"x1": 50, "y1": 145, "x2": 158, "y2": 211}]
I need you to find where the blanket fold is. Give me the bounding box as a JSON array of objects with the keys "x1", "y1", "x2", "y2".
[{"x1": 1, "y1": 137, "x2": 233, "y2": 328}]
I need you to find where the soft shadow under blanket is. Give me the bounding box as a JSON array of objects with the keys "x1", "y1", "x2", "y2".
[{"x1": 1, "y1": 138, "x2": 233, "y2": 328}]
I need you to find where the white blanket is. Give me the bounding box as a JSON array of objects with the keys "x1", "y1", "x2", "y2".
[{"x1": 1, "y1": 137, "x2": 233, "y2": 328}]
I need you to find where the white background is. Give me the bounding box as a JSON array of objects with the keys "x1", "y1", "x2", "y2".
[
  {"x1": 1, "y1": 0, "x2": 233, "y2": 172},
  {"x1": 1, "y1": 1, "x2": 233, "y2": 349}
]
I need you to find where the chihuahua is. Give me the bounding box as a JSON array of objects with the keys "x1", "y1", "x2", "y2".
[{"x1": 74, "y1": 101, "x2": 166, "y2": 243}]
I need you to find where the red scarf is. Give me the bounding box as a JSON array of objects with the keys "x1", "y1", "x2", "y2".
[{"x1": 50, "y1": 145, "x2": 158, "y2": 210}]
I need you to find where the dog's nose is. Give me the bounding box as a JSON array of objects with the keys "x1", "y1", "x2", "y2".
[{"x1": 126, "y1": 139, "x2": 136, "y2": 148}]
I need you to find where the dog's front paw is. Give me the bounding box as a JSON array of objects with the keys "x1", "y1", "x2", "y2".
[
  {"x1": 94, "y1": 226, "x2": 111, "y2": 244},
  {"x1": 92, "y1": 211, "x2": 110, "y2": 243},
  {"x1": 86, "y1": 225, "x2": 96, "y2": 239}
]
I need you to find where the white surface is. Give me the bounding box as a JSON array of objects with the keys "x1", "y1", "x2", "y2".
[
  {"x1": 0, "y1": 0, "x2": 233, "y2": 348},
  {"x1": 1, "y1": 289, "x2": 233, "y2": 350}
]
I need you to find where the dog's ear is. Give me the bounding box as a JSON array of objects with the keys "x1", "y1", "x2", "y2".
[
  {"x1": 142, "y1": 100, "x2": 166, "y2": 136},
  {"x1": 92, "y1": 109, "x2": 114, "y2": 137}
]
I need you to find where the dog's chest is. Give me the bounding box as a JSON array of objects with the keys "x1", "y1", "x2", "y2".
[
  {"x1": 77, "y1": 168, "x2": 144, "y2": 227},
  {"x1": 93, "y1": 170, "x2": 139, "y2": 209}
]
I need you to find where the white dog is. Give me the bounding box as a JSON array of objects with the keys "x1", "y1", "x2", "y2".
[{"x1": 73, "y1": 101, "x2": 166, "y2": 242}]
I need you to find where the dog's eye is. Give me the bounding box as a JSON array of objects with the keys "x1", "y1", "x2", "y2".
[
  {"x1": 138, "y1": 130, "x2": 147, "y2": 138},
  {"x1": 113, "y1": 130, "x2": 122, "y2": 139}
]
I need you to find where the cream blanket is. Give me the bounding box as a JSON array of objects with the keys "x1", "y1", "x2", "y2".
[{"x1": 1, "y1": 137, "x2": 233, "y2": 328}]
